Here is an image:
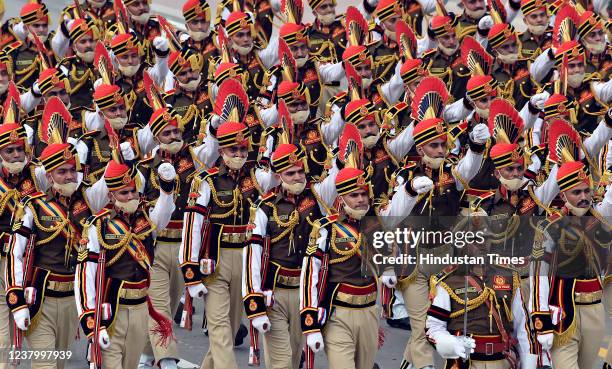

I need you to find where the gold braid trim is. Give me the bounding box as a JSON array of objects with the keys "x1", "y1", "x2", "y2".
[
  {"x1": 270, "y1": 205, "x2": 299, "y2": 243},
  {"x1": 528, "y1": 185, "x2": 552, "y2": 214},
  {"x1": 558, "y1": 229, "x2": 584, "y2": 268},
  {"x1": 69, "y1": 64, "x2": 93, "y2": 94},
  {"x1": 206, "y1": 177, "x2": 239, "y2": 218},
  {"x1": 0, "y1": 189, "x2": 19, "y2": 216},
  {"x1": 488, "y1": 215, "x2": 520, "y2": 243},
  {"x1": 329, "y1": 225, "x2": 362, "y2": 264},
  {"x1": 438, "y1": 281, "x2": 491, "y2": 319},
  {"x1": 29, "y1": 204, "x2": 70, "y2": 245},
  {"x1": 93, "y1": 139, "x2": 111, "y2": 163}
]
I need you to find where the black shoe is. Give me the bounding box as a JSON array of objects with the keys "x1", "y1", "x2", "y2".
[
  {"x1": 234, "y1": 323, "x2": 248, "y2": 347},
  {"x1": 174, "y1": 302, "x2": 184, "y2": 324},
  {"x1": 373, "y1": 364, "x2": 380, "y2": 369},
  {"x1": 299, "y1": 351, "x2": 305, "y2": 368},
  {"x1": 387, "y1": 317, "x2": 411, "y2": 330}
]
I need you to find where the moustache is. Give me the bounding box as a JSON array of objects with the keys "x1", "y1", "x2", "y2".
[{"x1": 577, "y1": 200, "x2": 590, "y2": 207}]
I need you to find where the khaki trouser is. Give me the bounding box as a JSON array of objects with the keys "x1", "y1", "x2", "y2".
[
  {"x1": 444, "y1": 360, "x2": 509, "y2": 369},
  {"x1": 605, "y1": 283, "x2": 612, "y2": 365},
  {"x1": 102, "y1": 302, "x2": 148, "y2": 369},
  {"x1": 399, "y1": 263, "x2": 438, "y2": 368},
  {"x1": 323, "y1": 305, "x2": 379, "y2": 369},
  {"x1": 551, "y1": 302, "x2": 605, "y2": 369},
  {"x1": 25, "y1": 296, "x2": 78, "y2": 369},
  {"x1": 200, "y1": 248, "x2": 243, "y2": 369},
  {"x1": 0, "y1": 258, "x2": 13, "y2": 369},
  {"x1": 143, "y1": 241, "x2": 184, "y2": 363},
  {"x1": 263, "y1": 287, "x2": 303, "y2": 369}
]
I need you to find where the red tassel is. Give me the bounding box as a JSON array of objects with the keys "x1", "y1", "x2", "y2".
[
  {"x1": 377, "y1": 327, "x2": 385, "y2": 349},
  {"x1": 147, "y1": 297, "x2": 175, "y2": 347}
]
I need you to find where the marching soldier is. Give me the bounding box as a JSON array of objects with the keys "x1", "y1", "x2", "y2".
[
  {"x1": 530, "y1": 161, "x2": 611, "y2": 369},
  {"x1": 61, "y1": 0, "x2": 116, "y2": 33},
  {"x1": 5, "y1": 136, "x2": 91, "y2": 369},
  {"x1": 180, "y1": 0, "x2": 218, "y2": 80},
  {"x1": 577, "y1": 10, "x2": 611, "y2": 80},
  {"x1": 306, "y1": 0, "x2": 346, "y2": 64},
  {"x1": 299, "y1": 130, "x2": 433, "y2": 369},
  {"x1": 518, "y1": 0, "x2": 552, "y2": 61},
  {"x1": 138, "y1": 107, "x2": 218, "y2": 369},
  {"x1": 369, "y1": 0, "x2": 402, "y2": 82},
  {"x1": 75, "y1": 158, "x2": 177, "y2": 369}
]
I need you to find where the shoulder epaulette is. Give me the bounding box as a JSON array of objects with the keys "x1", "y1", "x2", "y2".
[
  {"x1": 3, "y1": 40, "x2": 22, "y2": 54},
  {"x1": 252, "y1": 191, "x2": 275, "y2": 209},
  {"x1": 20, "y1": 191, "x2": 45, "y2": 206},
  {"x1": 58, "y1": 55, "x2": 76, "y2": 66},
  {"x1": 421, "y1": 48, "x2": 436, "y2": 58},
  {"x1": 199, "y1": 167, "x2": 219, "y2": 180},
  {"x1": 85, "y1": 208, "x2": 111, "y2": 226},
  {"x1": 431, "y1": 265, "x2": 458, "y2": 286},
  {"x1": 448, "y1": 121, "x2": 469, "y2": 141}
]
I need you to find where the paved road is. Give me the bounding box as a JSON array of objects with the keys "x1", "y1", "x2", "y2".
[{"x1": 2, "y1": 1, "x2": 609, "y2": 368}]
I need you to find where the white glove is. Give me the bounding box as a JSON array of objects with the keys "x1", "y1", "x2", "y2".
[
  {"x1": 306, "y1": 332, "x2": 324, "y2": 353},
  {"x1": 210, "y1": 114, "x2": 221, "y2": 129},
  {"x1": 478, "y1": 15, "x2": 494, "y2": 31},
  {"x1": 549, "y1": 305, "x2": 562, "y2": 326},
  {"x1": 537, "y1": 332, "x2": 554, "y2": 351},
  {"x1": 13, "y1": 308, "x2": 30, "y2": 331},
  {"x1": 179, "y1": 33, "x2": 190, "y2": 43},
  {"x1": 411, "y1": 176, "x2": 434, "y2": 194},
  {"x1": 604, "y1": 184, "x2": 612, "y2": 203},
  {"x1": 153, "y1": 36, "x2": 169, "y2": 53},
  {"x1": 251, "y1": 315, "x2": 271, "y2": 334},
  {"x1": 68, "y1": 137, "x2": 89, "y2": 164},
  {"x1": 187, "y1": 283, "x2": 208, "y2": 298},
  {"x1": 64, "y1": 16, "x2": 76, "y2": 32},
  {"x1": 530, "y1": 91, "x2": 550, "y2": 110},
  {"x1": 470, "y1": 123, "x2": 491, "y2": 144},
  {"x1": 435, "y1": 334, "x2": 475, "y2": 359},
  {"x1": 98, "y1": 328, "x2": 111, "y2": 349},
  {"x1": 12, "y1": 22, "x2": 27, "y2": 41},
  {"x1": 93, "y1": 78, "x2": 104, "y2": 90},
  {"x1": 381, "y1": 269, "x2": 397, "y2": 288},
  {"x1": 120, "y1": 142, "x2": 136, "y2": 161},
  {"x1": 157, "y1": 162, "x2": 176, "y2": 181},
  {"x1": 32, "y1": 82, "x2": 41, "y2": 96}
]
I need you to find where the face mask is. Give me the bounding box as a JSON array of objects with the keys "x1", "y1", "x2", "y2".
[
  {"x1": 160, "y1": 140, "x2": 184, "y2": 154},
  {"x1": 281, "y1": 179, "x2": 306, "y2": 195},
  {"x1": 497, "y1": 51, "x2": 519, "y2": 64},
  {"x1": 1, "y1": 158, "x2": 27, "y2": 174},
  {"x1": 474, "y1": 105, "x2": 490, "y2": 119},
  {"x1": 290, "y1": 110, "x2": 309, "y2": 124},
  {"x1": 188, "y1": 29, "x2": 210, "y2": 42},
  {"x1": 564, "y1": 200, "x2": 590, "y2": 216},
  {"x1": 464, "y1": 7, "x2": 486, "y2": 19},
  {"x1": 53, "y1": 181, "x2": 78, "y2": 197},
  {"x1": 318, "y1": 13, "x2": 336, "y2": 25},
  {"x1": 232, "y1": 43, "x2": 254, "y2": 56},
  {"x1": 362, "y1": 77, "x2": 373, "y2": 89},
  {"x1": 438, "y1": 43, "x2": 459, "y2": 56},
  {"x1": 0, "y1": 81, "x2": 8, "y2": 94},
  {"x1": 527, "y1": 23, "x2": 547, "y2": 36},
  {"x1": 362, "y1": 133, "x2": 380, "y2": 149},
  {"x1": 384, "y1": 28, "x2": 397, "y2": 41},
  {"x1": 222, "y1": 153, "x2": 247, "y2": 170},
  {"x1": 499, "y1": 176, "x2": 524, "y2": 191},
  {"x1": 76, "y1": 50, "x2": 95, "y2": 63},
  {"x1": 118, "y1": 63, "x2": 141, "y2": 77},
  {"x1": 88, "y1": 0, "x2": 106, "y2": 8},
  {"x1": 295, "y1": 56, "x2": 308, "y2": 68},
  {"x1": 421, "y1": 153, "x2": 445, "y2": 169},
  {"x1": 567, "y1": 72, "x2": 584, "y2": 88},
  {"x1": 178, "y1": 75, "x2": 201, "y2": 91},
  {"x1": 131, "y1": 12, "x2": 150, "y2": 24},
  {"x1": 114, "y1": 197, "x2": 140, "y2": 214},
  {"x1": 584, "y1": 40, "x2": 606, "y2": 55},
  {"x1": 107, "y1": 116, "x2": 128, "y2": 130},
  {"x1": 28, "y1": 32, "x2": 48, "y2": 43},
  {"x1": 341, "y1": 199, "x2": 369, "y2": 220}
]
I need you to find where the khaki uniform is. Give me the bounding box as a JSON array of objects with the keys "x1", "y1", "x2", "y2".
[{"x1": 3, "y1": 37, "x2": 57, "y2": 89}]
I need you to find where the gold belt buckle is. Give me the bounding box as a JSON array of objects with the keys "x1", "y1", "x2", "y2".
[
  {"x1": 222, "y1": 232, "x2": 246, "y2": 243},
  {"x1": 575, "y1": 290, "x2": 602, "y2": 304},
  {"x1": 47, "y1": 280, "x2": 74, "y2": 292},
  {"x1": 120, "y1": 287, "x2": 148, "y2": 299},
  {"x1": 277, "y1": 274, "x2": 300, "y2": 287}
]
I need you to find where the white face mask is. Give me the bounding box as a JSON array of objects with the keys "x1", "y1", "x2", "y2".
[
  {"x1": 290, "y1": 110, "x2": 310, "y2": 125},
  {"x1": 107, "y1": 116, "x2": 128, "y2": 130},
  {"x1": 474, "y1": 105, "x2": 490, "y2": 119},
  {"x1": 527, "y1": 23, "x2": 547, "y2": 36},
  {"x1": 318, "y1": 13, "x2": 336, "y2": 25},
  {"x1": 1, "y1": 157, "x2": 27, "y2": 174},
  {"x1": 28, "y1": 32, "x2": 48, "y2": 43},
  {"x1": 118, "y1": 63, "x2": 141, "y2": 77},
  {"x1": 362, "y1": 133, "x2": 380, "y2": 149},
  {"x1": 281, "y1": 178, "x2": 306, "y2": 195},
  {"x1": 341, "y1": 198, "x2": 369, "y2": 220},
  {"x1": 160, "y1": 140, "x2": 184, "y2": 154},
  {"x1": 497, "y1": 51, "x2": 519, "y2": 64},
  {"x1": 438, "y1": 43, "x2": 459, "y2": 56},
  {"x1": 76, "y1": 50, "x2": 95, "y2": 63},
  {"x1": 222, "y1": 153, "x2": 247, "y2": 170},
  {"x1": 52, "y1": 181, "x2": 78, "y2": 197},
  {"x1": 565, "y1": 200, "x2": 590, "y2": 216},
  {"x1": 295, "y1": 56, "x2": 308, "y2": 68},
  {"x1": 362, "y1": 77, "x2": 373, "y2": 89},
  {"x1": 178, "y1": 75, "x2": 201, "y2": 91},
  {"x1": 421, "y1": 153, "x2": 445, "y2": 169},
  {"x1": 232, "y1": 43, "x2": 254, "y2": 56},
  {"x1": 499, "y1": 176, "x2": 524, "y2": 191},
  {"x1": 131, "y1": 12, "x2": 150, "y2": 24},
  {"x1": 114, "y1": 197, "x2": 140, "y2": 214},
  {"x1": 567, "y1": 72, "x2": 584, "y2": 88},
  {"x1": 88, "y1": 0, "x2": 106, "y2": 8},
  {"x1": 584, "y1": 40, "x2": 606, "y2": 55},
  {"x1": 0, "y1": 81, "x2": 8, "y2": 94},
  {"x1": 384, "y1": 28, "x2": 397, "y2": 41},
  {"x1": 188, "y1": 29, "x2": 210, "y2": 42},
  {"x1": 464, "y1": 7, "x2": 486, "y2": 19}
]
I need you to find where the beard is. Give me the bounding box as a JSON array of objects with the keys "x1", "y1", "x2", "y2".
[
  {"x1": 438, "y1": 43, "x2": 459, "y2": 56},
  {"x1": 232, "y1": 43, "x2": 254, "y2": 56},
  {"x1": 118, "y1": 63, "x2": 141, "y2": 77},
  {"x1": 1, "y1": 157, "x2": 28, "y2": 174},
  {"x1": 318, "y1": 13, "x2": 336, "y2": 25},
  {"x1": 362, "y1": 133, "x2": 380, "y2": 149},
  {"x1": 76, "y1": 49, "x2": 95, "y2": 63},
  {"x1": 131, "y1": 12, "x2": 150, "y2": 24},
  {"x1": 160, "y1": 140, "x2": 184, "y2": 154},
  {"x1": 421, "y1": 153, "x2": 445, "y2": 169},
  {"x1": 497, "y1": 51, "x2": 519, "y2": 64},
  {"x1": 178, "y1": 75, "x2": 201, "y2": 91},
  {"x1": 464, "y1": 7, "x2": 486, "y2": 19},
  {"x1": 188, "y1": 29, "x2": 210, "y2": 42},
  {"x1": 567, "y1": 72, "x2": 585, "y2": 88},
  {"x1": 527, "y1": 23, "x2": 547, "y2": 36}
]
